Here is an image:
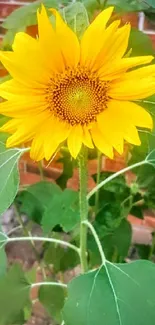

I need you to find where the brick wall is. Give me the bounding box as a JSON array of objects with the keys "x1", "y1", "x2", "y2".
[{"x1": 0, "y1": 2, "x2": 155, "y2": 186}]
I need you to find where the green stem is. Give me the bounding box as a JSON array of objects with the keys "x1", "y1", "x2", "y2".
[
  {"x1": 78, "y1": 147, "x2": 88, "y2": 273},
  {"x1": 95, "y1": 151, "x2": 102, "y2": 215},
  {"x1": 1, "y1": 236, "x2": 80, "y2": 255}
]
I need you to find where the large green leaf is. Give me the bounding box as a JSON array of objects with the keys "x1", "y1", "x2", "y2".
[
  {"x1": 0, "y1": 143, "x2": 26, "y2": 215},
  {"x1": 42, "y1": 189, "x2": 80, "y2": 233},
  {"x1": 62, "y1": 2, "x2": 89, "y2": 38},
  {"x1": 39, "y1": 284, "x2": 65, "y2": 322},
  {"x1": 0, "y1": 264, "x2": 31, "y2": 324},
  {"x1": 63, "y1": 260, "x2": 155, "y2": 325}
]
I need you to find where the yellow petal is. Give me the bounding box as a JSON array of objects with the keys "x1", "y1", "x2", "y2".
[
  {"x1": 0, "y1": 98, "x2": 47, "y2": 117},
  {"x1": 124, "y1": 124, "x2": 141, "y2": 146},
  {"x1": 82, "y1": 127, "x2": 94, "y2": 148},
  {"x1": 0, "y1": 50, "x2": 49, "y2": 87},
  {"x1": 93, "y1": 23, "x2": 130, "y2": 72},
  {"x1": 30, "y1": 133, "x2": 45, "y2": 161},
  {"x1": 6, "y1": 111, "x2": 50, "y2": 147},
  {"x1": 97, "y1": 112, "x2": 124, "y2": 155},
  {"x1": 44, "y1": 119, "x2": 71, "y2": 161},
  {"x1": 99, "y1": 56, "x2": 154, "y2": 80},
  {"x1": 37, "y1": 5, "x2": 64, "y2": 73},
  {"x1": 105, "y1": 99, "x2": 153, "y2": 129},
  {"x1": 0, "y1": 79, "x2": 46, "y2": 100},
  {"x1": 121, "y1": 63, "x2": 155, "y2": 80},
  {"x1": 90, "y1": 20, "x2": 121, "y2": 71},
  {"x1": 108, "y1": 78, "x2": 155, "y2": 100},
  {"x1": 98, "y1": 99, "x2": 151, "y2": 150},
  {"x1": 67, "y1": 125, "x2": 83, "y2": 158},
  {"x1": 0, "y1": 118, "x2": 19, "y2": 133},
  {"x1": 80, "y1": 7, "x2": 114, "y2": 66},
  {"x1": 50, "y1": 9, "x2": 80, "y2": 68},
  {"x1": 91, "y1": 124, "x2": 114, "y2": 158}
]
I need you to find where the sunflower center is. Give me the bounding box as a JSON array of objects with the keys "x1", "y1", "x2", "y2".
[{"x1": 46, "y1": 67, "x2": 109, "y2": 125}]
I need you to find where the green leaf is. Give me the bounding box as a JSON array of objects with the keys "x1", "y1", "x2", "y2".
[
  {"x1": 145, "y1": 0, "x2": 155, "y2": 7},
  {"x1": 0, "y1": 143, "x2": 26, "y2": 215},
  {"x1": 105, "y1": 0, "x2": 150, "y2": 12},
  {"x1": 42, "y1": 189, "x2": 80, "y2": 233},
  {"x1": 2, "y1": 0, "x2": 58, "y2": 30},
  {"x1": 16, "y1": 181, "x2": 61, "y2": 224},
  {"x1": 63, "y1": 260, "x2": 155, "y2": 325},
  {"x1": 62, "y1": 2, "x2": 89, "y2": 38},
  {"x1": 82, "y1": 0, "x2": 100, "y2": 17},
  {"x1": 39, "y1": 284, "x2": 65, "y2": 322},
  {"x1": 128, "y1": 28, "x2": 154, "y2": 57},
  {"x1": 0, "y1": 264, "x2": 31, "y2": 324},
  {"x1": 44, "y1": 243, "x2": 79, "y2": 272}
]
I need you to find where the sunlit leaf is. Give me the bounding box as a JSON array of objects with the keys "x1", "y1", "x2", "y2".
[{"x1": 62, "y1": 2, "x2": 89, "y2": 38}]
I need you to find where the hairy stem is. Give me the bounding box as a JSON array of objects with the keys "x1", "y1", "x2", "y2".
[
  {"x1": 78, "y1": 147, "x2": 88, "y2": 273},
  {"x1": 95, "y1": 151, "x2": 102, "y2": 215}
]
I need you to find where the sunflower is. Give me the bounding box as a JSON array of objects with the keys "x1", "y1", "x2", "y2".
[{"x1": 0, "y1": 5, "x2": 155, "y2": 160}]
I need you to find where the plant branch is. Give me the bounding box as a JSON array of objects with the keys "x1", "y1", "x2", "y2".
[
  {"x1": 1, "y1": 236, "x2": 80, "y2": 255},
  {"x1": 31, "y1": 281, "x2": 67, "y2": 289},
  {"x1": 87, "y1": 160, "x2": 147, "y2": 200},
  {"x1": 82, "y1": 220, "x2": 106, "y2": 265}
]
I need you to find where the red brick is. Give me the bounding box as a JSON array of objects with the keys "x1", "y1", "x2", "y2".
[
  {"x1": 20, "y1": 171, "x2": 51, "y2": 185},
  {"x1": 121, "y1": 13, "x2": 139, "y2": 28},
  {"x1": 0, "y1": 3, "x2": 22, "y2": 19}
]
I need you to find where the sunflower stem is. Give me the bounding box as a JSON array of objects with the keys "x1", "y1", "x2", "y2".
[
  {"x1": 78, "y1": 147, "x2": 88, "y2": 273},
  {"x1": 95, "y1": 151, "x2": 102, "y2": 215}
]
